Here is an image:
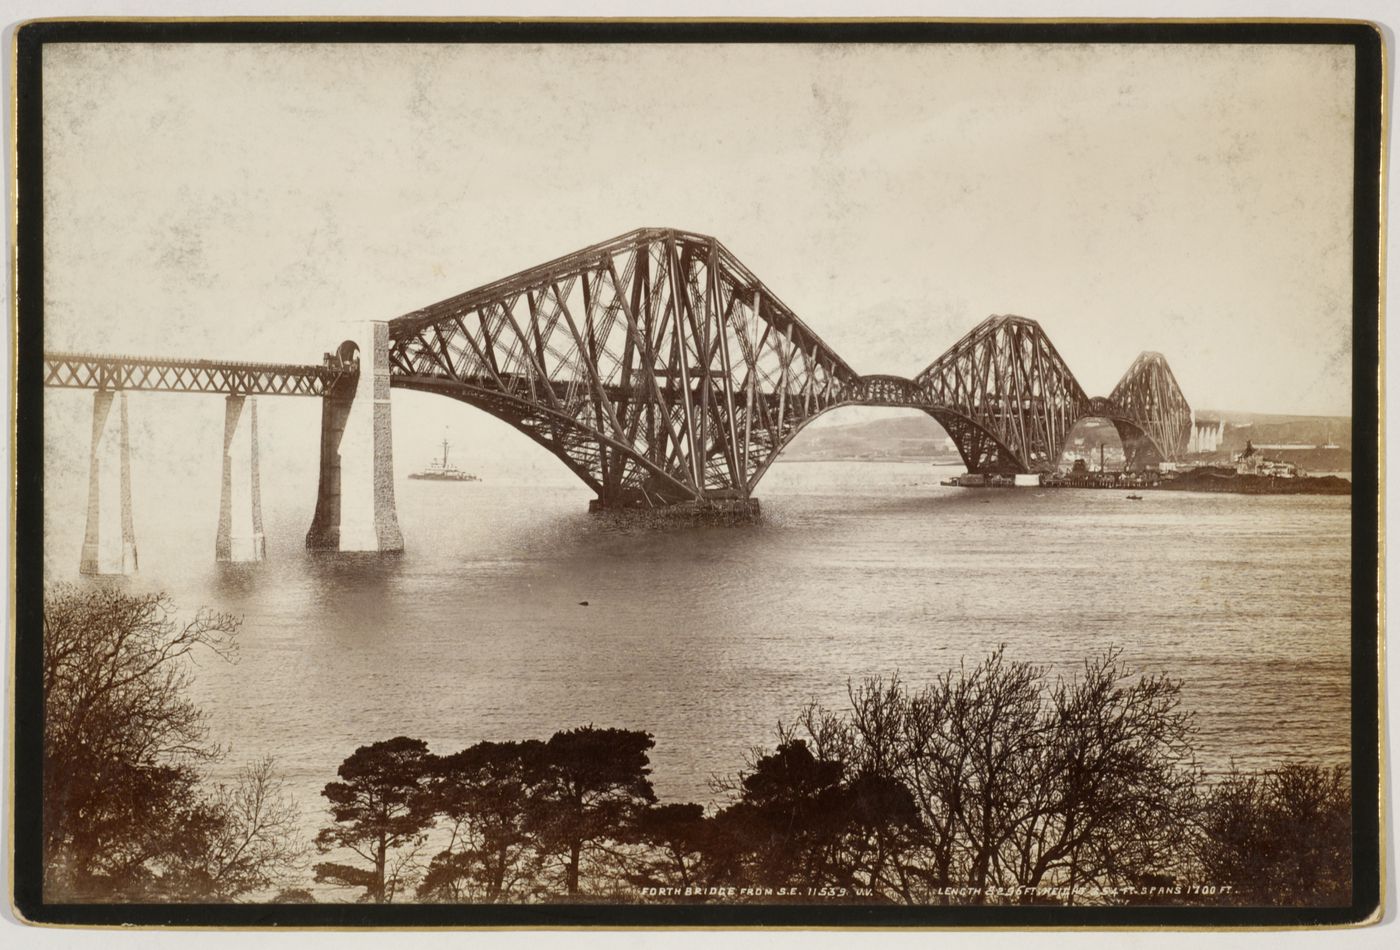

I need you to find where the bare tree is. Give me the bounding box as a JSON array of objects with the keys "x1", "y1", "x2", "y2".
[
  {"x1": 166, "y1": 756, "x2": 309, "y2": 900},
  {"x1": 1007, "y1": 649, "x2": 1198, "y2": 899},
  {"x1": 940, "y1": 648, "x2": 1045, "y2": 899},
  {"x1": 776, "y1": 647, "x2": 1201, "y2": 905},
  {"x1": 792, "y1": 683, "x2": 931, "y2": 902},
  {"x1": 42, "y1": 584, "x2": 239, "y2": 900},
  {"x1": 1193, "y1": 763, "x2": 1350, "y2": 906}
]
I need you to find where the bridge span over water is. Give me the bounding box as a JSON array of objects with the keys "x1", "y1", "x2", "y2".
[{"x1": 45, "y1": 227, "x2": 1191, "y2": 571}]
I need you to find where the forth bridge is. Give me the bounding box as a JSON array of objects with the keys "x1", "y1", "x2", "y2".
[{"x1": 43, "y1": 227, "x2": 1192, "y2": 572}]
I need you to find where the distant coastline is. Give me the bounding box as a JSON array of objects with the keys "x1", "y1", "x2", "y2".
[
  {"x1": 778, "y1": 409, "x2": 1352, "y2": 473},
  {"x1": 775, "y1": 456, "x2": 960, "y2": 464}
]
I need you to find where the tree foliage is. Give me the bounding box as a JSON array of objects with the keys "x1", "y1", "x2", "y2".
[
  {"x1": 314, "y1": 736, "x2": 435, "y2": 902},
  {"x1": 417, "y1": 740, "x2": 546, "y2": 902},
  {"x1": 42, "y1": 584, "x2": 304, "y2": 902},
  {"x1": 409, "y1": 727, "x2": 662, "y2": 900},
  {"x1": 625, "y1": 802, "x2": 711, "y2": 891},
  {"x1": 714, "y1": 647, "x2": 1203, "y2": 903},
  {"x1": 525, "y1": 727, "x2": 658, "y2": 896},
  {"x1": 1193, "y1": 763, "x2": 1350, "y2": 906},
  {"x1": 43, "y1": 590, "x2": 1349, "y2": 910},
  {"x1": 322, "y1": 652, "x2": 1346, "y2": 907},
  {"x1": 711, "y1": 739, "x2": 856, "y2": 890}
]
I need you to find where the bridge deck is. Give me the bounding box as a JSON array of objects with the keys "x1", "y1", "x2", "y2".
[
  {"x1": 43, "y1": 352, "x2": 350, "y2": 396},
  {"x1": 41, "y1": 231, "x2": 1192, "y2": 497}
]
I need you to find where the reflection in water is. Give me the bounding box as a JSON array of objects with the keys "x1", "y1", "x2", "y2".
[
  {"x1": 211, "y1": 562, "x2": 267, "y2": 598},
  {"x1": 45, "y1": 461, "x2": 1351, "y2": 844}
]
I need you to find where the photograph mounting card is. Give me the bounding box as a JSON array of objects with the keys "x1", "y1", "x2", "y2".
[{"x1": 8, "y1": 17, "x2": 1384, "y2": 928}]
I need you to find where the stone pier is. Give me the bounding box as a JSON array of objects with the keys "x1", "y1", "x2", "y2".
[
  {"x1": 79, "y1": 390, "x2": 138, "y2": 575},
  {"x1": 216, "y1": 394, "x2": 265, "y2": 562},
  {"x1": 305, "y1": 321, "x2": 404, "y2": 552}
]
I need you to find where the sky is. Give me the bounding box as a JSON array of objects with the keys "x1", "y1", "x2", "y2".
[{"x1": 40, "y1": 40, "x2": 1357, "y2": 418}]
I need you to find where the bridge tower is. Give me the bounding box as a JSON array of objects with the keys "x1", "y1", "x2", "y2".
[
  {"x1": 306, "y1": 321, "x2": 404, "y2": 552},
  {"x1": 216, "y1": 394, "x2": 265, "y2": 562},
  {"x1": 79, "y1": 390, "x2": 138, "y2": 575}
]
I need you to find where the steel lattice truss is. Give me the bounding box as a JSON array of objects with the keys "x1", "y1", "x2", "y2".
[
  {"x1": 1103, "y1": 352, "x2": 1193, "y2": 468},
  {"x1": 42, "y1": 229, "x2": 1194, "y2": 505},
  {"x1": 388, "y1": 229, "x2": 1194, "y2": 502},
  {"x1": 389, "y1": 229, "x2": 861, "y2": 507},
  {"x1": 912, "y1": 316, "x2": 1092, "y2": 474},
  {"x1": 43, "y1": 352, "x2": 346, "y2": 396}
]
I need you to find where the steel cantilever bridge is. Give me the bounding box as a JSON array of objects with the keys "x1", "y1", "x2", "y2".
[
  {"x1": 387, "y1": 227, "x2": 1191, "y2": 508},
  {"x1": 45, "y1": 226, "x2": 1192, "y2": 568}
]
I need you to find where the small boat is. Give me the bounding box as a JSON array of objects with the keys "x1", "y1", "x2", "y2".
[
  {"x1": 409, "y1": 439, "x2": 480, "y2": 482},
  {"x1": 1126, "y1": 494, "x2": 1144, "y2": 501}
]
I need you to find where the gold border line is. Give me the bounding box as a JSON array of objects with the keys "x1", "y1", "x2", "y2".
[
  {"x1": 6, "y1": 12, "x2": 19, "y2": 934},
  {"x1": 1373, "y1": 17, "x2": 1391, "y2": 932}
]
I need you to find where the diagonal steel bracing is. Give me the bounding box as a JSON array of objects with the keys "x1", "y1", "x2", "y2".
[
  {"x1": 43, "y1": 228, "x2": 1194, "y2": 510},
  {"x1": 43, "y1": 352, "x2": 350, "y2": 396},
  {"x1": 911, "y1": 315, "x2": 1092, "y2": 474},
  {"x1": 386, "y1": 229, "x2": 1194, "y2": 504},
  {"x1": 388, "y1": 228, "x2": 860, "y2": 507},
  {"x1": 1102, "y1": 352, "x2": 1193, "y2": 469}
]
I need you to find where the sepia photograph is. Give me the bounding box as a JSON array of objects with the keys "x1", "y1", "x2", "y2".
[{"x1": 9, "y1": 17, "x2": 1383, "y2": 929}]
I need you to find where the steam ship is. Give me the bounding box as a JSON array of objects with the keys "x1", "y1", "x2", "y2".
[{"x1": 409, "y1": 439, "x2": 480, "y2": 482}]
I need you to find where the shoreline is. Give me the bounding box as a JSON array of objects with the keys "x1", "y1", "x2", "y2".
[{"x1": 776, "y1": 457, "x2": 962, "y2": 465}]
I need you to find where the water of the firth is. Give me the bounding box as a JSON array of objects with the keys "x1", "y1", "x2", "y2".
[{"x1": 42, "y1": 443, "x2": 1352, "y2": 848}]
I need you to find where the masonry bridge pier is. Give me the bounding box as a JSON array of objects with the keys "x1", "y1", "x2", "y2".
[
  {"x1": 45, "y1": 345, "x2": 366, "y2": 573},
  {"x1": 44, "y1": 227, "x2": 1193, "y2": 573}
]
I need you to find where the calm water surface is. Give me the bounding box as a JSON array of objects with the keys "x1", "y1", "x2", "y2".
[{"x1": 44, "y1": 458, "x2": 1352, "y2": 844}]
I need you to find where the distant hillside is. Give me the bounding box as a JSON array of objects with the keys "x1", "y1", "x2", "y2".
[
  {"x1": 1192, "y1": 410, "x2": 1352, "y2": 451},
  {"x1": 781, "y1": 414, "x2": 960, "y2": 461},
  {"x1": 779, "y1": 409, "x2": 1352, "y2": 470}
]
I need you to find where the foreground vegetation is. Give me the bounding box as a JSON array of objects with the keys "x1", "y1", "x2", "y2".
[
  {"x1": 43, "y1": 585, "x2": 305, "y2": 902},
  {"x1": 43, "y1": 587, "x2": 1350, "y2": 906},
  {"x1": 310, "y1": 650, "x2": 1351, "y2": 906}
]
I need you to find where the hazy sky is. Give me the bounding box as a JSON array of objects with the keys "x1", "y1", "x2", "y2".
[{"x1": 43, "y1": 41, "x2": 1355, "y2": 415}]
